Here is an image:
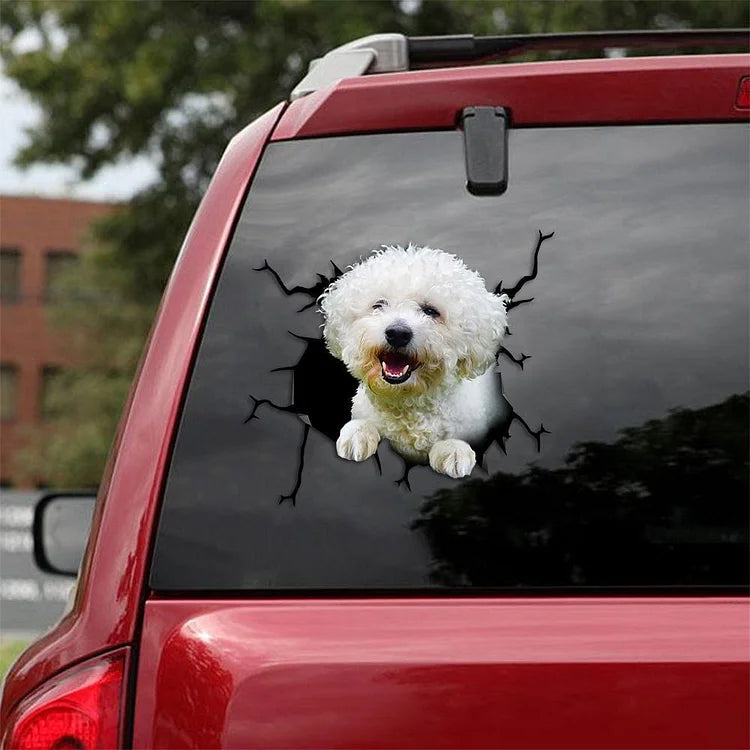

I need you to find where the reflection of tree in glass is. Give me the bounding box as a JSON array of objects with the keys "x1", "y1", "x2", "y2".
[
  {"x1": 248, "y1": 232, "x2": 553, "y2": 504},
  {"x1": 412, "y1": 393, "x2": 749, "y2": 588}
]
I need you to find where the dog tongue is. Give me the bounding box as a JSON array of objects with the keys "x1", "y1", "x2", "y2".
[{"x1": 381, "y1": 352, "x2": 411, "y2": 377}]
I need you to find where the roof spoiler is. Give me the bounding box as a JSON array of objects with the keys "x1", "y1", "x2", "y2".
[{"x1": 291, "y1": 28, "x2": 749, "y2": 100}]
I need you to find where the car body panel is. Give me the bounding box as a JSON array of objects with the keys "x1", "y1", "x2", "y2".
[
  {"x1": 273, "y1": 55, "x2": 750, "y2": 140},
  {"x1": 0, "y1": 102, "x2": 287, "y2": 721},
  {"x1": 132, "y1": 597, "x2": 750, "y2": 748}
]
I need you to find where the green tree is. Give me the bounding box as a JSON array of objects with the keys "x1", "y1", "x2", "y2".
[{"x1": 2, "y1": 0, "x2": 747, "y2": 486}]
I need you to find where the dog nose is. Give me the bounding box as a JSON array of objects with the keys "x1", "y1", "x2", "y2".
[{"x1": 385, "y1": 324, "x2": 413, "y2": 348}]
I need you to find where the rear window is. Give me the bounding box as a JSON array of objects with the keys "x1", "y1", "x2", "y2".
[{"x1": 151, "y1": 124, "x2": 749, "y2": 592}]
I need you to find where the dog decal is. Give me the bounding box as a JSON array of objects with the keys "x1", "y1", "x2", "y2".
[{"x1": 246, "y1": 230, "x2": 553, "y2": 504}]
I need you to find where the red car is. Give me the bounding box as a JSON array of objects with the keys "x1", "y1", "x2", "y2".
[{"x1": 2, "y1": 30, "x2": 749, "y2": 749}]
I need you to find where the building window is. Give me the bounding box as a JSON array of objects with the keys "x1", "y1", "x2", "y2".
[
  {"x1": 1, "y1": 248, "x2": 22, "y2": 303},
  {"x1": 1, "y1": 364, "x2": 19, "y2": 422},
  {"x1": 40, "y1": 366, "x2": 63, "y2": 421},
  {"x1": 44, "y1": 249, "x2": 78, "y2": 302}
]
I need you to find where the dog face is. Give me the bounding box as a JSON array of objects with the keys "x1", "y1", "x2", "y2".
[{"x1": 320, "y1": 245, "x2": 508, "y2": 399}]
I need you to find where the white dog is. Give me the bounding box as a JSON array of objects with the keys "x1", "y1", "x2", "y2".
[{"x1": 319, "y1": 244, "x2": 509, "y2": 479}]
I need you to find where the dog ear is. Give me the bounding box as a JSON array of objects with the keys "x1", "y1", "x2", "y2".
[
  {"x1": 456, "y1": 345, "x2": 499, "y2": 380},
  {"x1": 456, "y1": 355, "x2": 488, "y2": 380},
  {"x1": 318, "y1": 285, "x2": 344, "y2": 360},
  {"x1": 323, "y1": 325, "x2": 343, "y2": 360},
  {"x1": 456, "y1": 292, "x2": 508, "y2": 380}
]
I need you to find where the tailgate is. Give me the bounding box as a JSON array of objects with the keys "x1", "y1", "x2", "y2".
[
  {"x1": 132, "y1": 597, "x2": 749, "y2": 748},
  {"x1": 137, "y1": 58, "x2": 749, "y2": 750}
]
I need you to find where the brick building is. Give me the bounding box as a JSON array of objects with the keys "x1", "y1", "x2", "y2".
[{"x1": 0, "y1": 195, "x2": 116, "y2": 487}]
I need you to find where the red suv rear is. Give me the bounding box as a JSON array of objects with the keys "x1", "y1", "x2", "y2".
[{"x1": 2, "y1": 30, "x2": 749, "y2": 749}]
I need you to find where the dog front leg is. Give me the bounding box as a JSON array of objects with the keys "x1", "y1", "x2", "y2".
[
  {"x1": 336, "y1": 419, "x2": 381, "y2": 462},
  {"x1": 429, "y1": 439, "x2": 476, "y2": 479}
]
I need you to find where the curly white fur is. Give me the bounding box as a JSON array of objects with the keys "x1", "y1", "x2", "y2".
[{"x1": 319, "y1": 244, "x2": 508, "y2": 478}]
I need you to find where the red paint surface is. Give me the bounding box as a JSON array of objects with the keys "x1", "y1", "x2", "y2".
[
  {"x1": 0, "y1": 102, "x2": 286, "y2": 721},
  {"x1": 132, "y1": 598, "x2": 750, "y2": 749},
  {"x1": 273, "y1": 55, "x2": 750, "y2": 140}
]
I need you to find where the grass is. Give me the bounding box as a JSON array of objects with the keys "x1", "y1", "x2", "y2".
[{"x1": 0, "y1": 640, "x2": 30, "y2": 681}]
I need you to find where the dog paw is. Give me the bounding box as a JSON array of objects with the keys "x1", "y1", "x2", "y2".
[
  {"x1": 337, "y1": 420, "x2": 381, "y2": 462},
  {"x1": 429, "y1": 440, "x2": 476, "y2": 479}
]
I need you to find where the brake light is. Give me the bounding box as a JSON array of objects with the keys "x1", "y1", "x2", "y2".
[
  {"x1": 737, "y1": 76, "x2": 750, "y2": 109},
  {"x1": 2, "y1": 650, "x2": 126, "y2": 750}
]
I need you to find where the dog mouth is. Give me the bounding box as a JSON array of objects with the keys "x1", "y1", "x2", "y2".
[{"x1": 379, "y1": 351, "x2": 419, "y2": 384}]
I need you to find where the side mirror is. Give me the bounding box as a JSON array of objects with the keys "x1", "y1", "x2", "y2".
[{"x1": 33, "y1": 493, "x2": 96, "y2": 576}]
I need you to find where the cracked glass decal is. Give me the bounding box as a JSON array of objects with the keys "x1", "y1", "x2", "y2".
[
  {"x1": 247, "y1": 231, "x2": 551, "y2": 504},
  {"x1": 151, "y1": 125, "x2": 748, "y2": 591}
]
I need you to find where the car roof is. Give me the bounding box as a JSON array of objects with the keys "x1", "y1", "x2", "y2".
[{"x1": 274, "y1": 53, "x2": 749, "y2": 140}]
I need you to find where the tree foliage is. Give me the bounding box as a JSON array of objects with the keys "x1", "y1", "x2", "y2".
[{"x1": 2, "y1": 0, "x2": 747, "y2": 485}]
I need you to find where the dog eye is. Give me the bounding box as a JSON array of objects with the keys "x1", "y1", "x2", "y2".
[
  {"x1": 372, "y1": 299, "x2": 387, "y2": 310},
  {"x1": 421, "y1": 304, "x2": 440, "y2": 318}
]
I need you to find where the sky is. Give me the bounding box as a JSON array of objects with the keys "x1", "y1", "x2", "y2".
[{"x1": 0, "y1": 71, "x2": 156, "y2": 202}]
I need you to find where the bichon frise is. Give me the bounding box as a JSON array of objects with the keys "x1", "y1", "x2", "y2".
[{"x1": 319, "y1": 244, "x2": 509, "y2": 479}]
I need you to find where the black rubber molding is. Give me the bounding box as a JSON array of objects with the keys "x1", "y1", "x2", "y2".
[{"x1": 408, "y1": 29, "x2": 749, "y2": 65}]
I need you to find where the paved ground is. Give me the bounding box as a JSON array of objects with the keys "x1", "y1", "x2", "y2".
[{"x1": 0, "y1": 490, "x2": 77, "y2": 639}]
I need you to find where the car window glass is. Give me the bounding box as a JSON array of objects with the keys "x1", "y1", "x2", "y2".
[{"x1": 151, "y1": 124, "x2": 749, "y2": 591}]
